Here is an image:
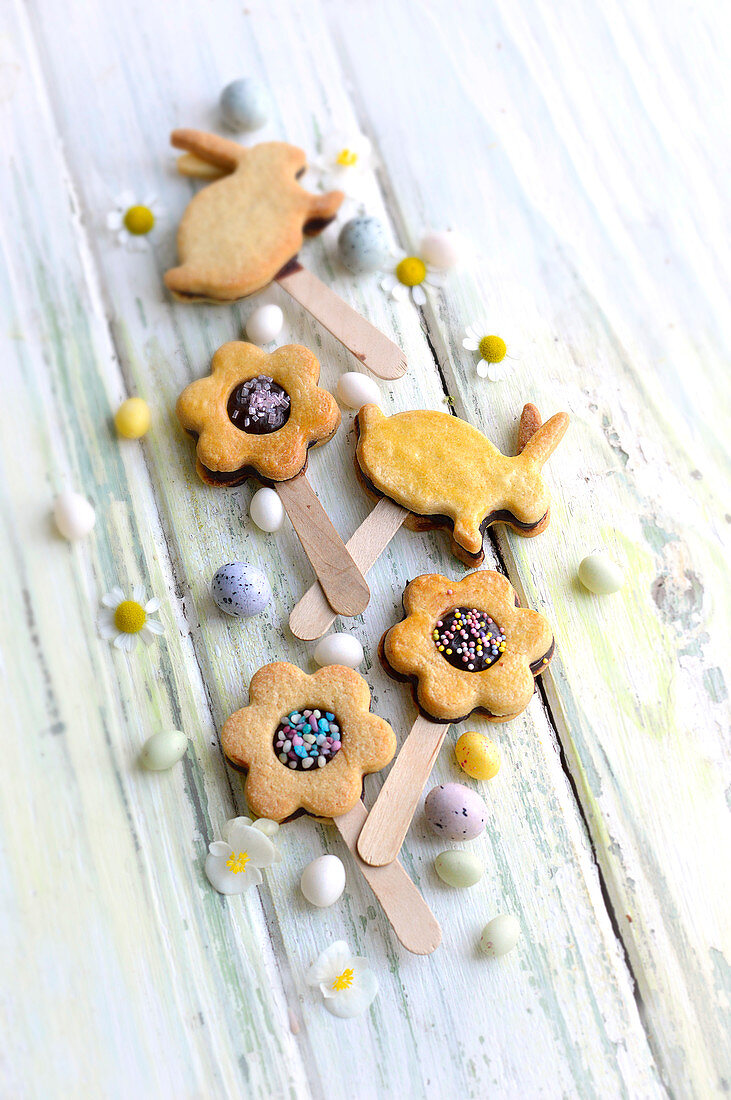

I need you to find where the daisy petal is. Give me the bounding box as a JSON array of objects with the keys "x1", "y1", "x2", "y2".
[
  {"x1": 476, "y1": 359, "x2": 489, "y2": 378},
  {"x1": 145, "y1": 597, "x2": 161, "y2": 613},
  {"x1": 486, "y1": 363, "x2": 505, "y2": 382},
  {"x1": 99, "y1": 621, "x2": 118, "y2": 640},
  {"x1": 102, "y1": 587, "x2": 125, "y2": 608},
  {"x1": 463, "y1": 337, "x2": 479, "y2": 351},
  {"x1": 391, "y1": 283, "x2": 409, "y2": 301},
  {"x1": 144, "y1": 618, "x2": 165, "y2": 635},
  {"x1": 106, "y1": 213, "x2": 123, "y2": 230},
  {"x1": 133, "y1": 585, "x2": 145, "y2": 604},
  {"x1": 380, "y1": 275, "x2": 397, "y2": 293},
  {"x1": 118, "y1": 190, "x2": 135, "y2": 208},
  {"x1": 411, "y1": 285, "x2": 427, "y2": 306}
]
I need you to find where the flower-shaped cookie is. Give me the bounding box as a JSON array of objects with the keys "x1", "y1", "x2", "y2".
[
  {"x1": 381, "y1": 572, "x2": 554, "y2": 723},
  {"x1": 176, "y1": 342, "x2": 340, "y2": 485},
  {"x1": 221, "y1": 663, "x2": 397, "y2": 821}
]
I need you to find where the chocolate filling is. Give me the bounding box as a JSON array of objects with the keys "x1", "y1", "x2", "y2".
[
  {"x1": 433, "y1": 607, "x2": 505, "y2": 672},
  {"x1": 227, "y1": 375, "x2": 290, "y2": 434}
]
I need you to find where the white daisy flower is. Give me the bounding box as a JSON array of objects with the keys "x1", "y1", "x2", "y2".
[
  {"x1": 306, "y1": 940, "x2": 378, "y2": 1019},
  {"x1": 313, "y1": 130, "x2": 373, "y2": 196},
  {"x1": 380, "y1": 250, "x2": 445, "y2": 307},
  {"x1": 98, "y1": 584, "x2": 164, "y2": 651},
  {"x1": 205, "y1": 817, "x2": 282, "y2": 895},
  {"x1": 106, "y1": 192, "x2": 166, "y2": 251},
  {"x1": 463, "y1": 324, "x2": 520, "y2": 381}
]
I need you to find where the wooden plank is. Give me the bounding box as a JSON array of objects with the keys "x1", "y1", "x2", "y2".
[
  {"x1": 323, "y1": 0, "x2": 731, "y2": 1095},
  {"x1": 0, "y1": 0, "x2": 675, "y2": 1095}
]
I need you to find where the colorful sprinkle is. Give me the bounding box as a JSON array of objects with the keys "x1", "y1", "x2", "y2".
[
  {"x1": 433, "y1": 607, "x2": 505, "y2": 673},
  {"x1": 227, "y1": 375, "x2": 291, "y2": 434},
  {"x1": 274, "y1": 709, "x2": 342, "y2": 770}
]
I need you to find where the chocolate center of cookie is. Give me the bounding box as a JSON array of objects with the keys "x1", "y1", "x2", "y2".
[
  {"x1": 432, "y1": 607, "x2": 505, "y2": 672},
  {"x1": 274, "y1": 709, "x2": 342, "y2": 770},
  {"x1": 227, "y1": 375, "x2": 291, "y2": 434}
]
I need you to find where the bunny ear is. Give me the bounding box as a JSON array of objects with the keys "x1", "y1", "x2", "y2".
[
  {"x1": 170, "y1": 129, "x2": 245, "y2": 174},
  {"x1": 516, "y1": 403, "x2": 543, "y2": 454},
  {"x1": 518, "y1": 411, "x2": 569, "y2": 468}
]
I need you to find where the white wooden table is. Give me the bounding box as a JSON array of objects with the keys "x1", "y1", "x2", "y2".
[{"x1": 2, "y1": 1, "x2": 729, "y2": 1096}]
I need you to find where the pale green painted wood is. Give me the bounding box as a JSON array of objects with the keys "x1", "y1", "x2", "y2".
[{"x1": 1, "y1": 0, "x2": 727, "y2": 1096}]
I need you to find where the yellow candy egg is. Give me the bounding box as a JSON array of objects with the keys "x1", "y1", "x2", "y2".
[
  {"x1": 455, "y1": 731, "x2": 500, "y2": 781},
  {"x1": 114, "y1": 397, "x2": 151, "y2": 439}
]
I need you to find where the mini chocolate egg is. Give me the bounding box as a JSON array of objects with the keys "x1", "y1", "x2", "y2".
[
  {"x1": 434, "y1": 850, "x2": 483, "y2": 888},
  {"x1": 338, "y1": 216, "x2": 390, "y2": 275},
  {"x1": 336, "y1": 372, "x2": 381, "y2": 410},
  {"x1": 424, "y1": 783, "x2": 487, "y2": 841},
  {"x1": 455, "y1": 731, "x2": 500, "y2": 781},
  {"x1": 140, "y1": 730, "x2": 188, "y2": 771},
  {"x1": 249, "y1": 487, "x2": 285, "y2": 532},
  {"x1": 114, "y1": 397, "x2": 151, "y2": 439},
  {"x1": 479, "y1": 914, "x2": 520, "y2": 957},
  {"x1": 313, "y1": 633, "x2": 364, "y2": 669},
  {"x1": 419, "y1": 229, "x2": 461, "y2": 270},
  {"x1": 220, "y1": 78, "x2": 270, "y2": 132},
  {"x1": 211, "y1": 562, "x2": 272, "y2": 617},
  {"x1": 246, "y1": 304, "x2": 284, "y2": 345},
  {"x1": 300, "y1": 854, "x2": 346, "y2": 908},
  {"x1": 578, "y1": 553, "x2": 624, "y2": 595},
  {"x1": 53, "y1": 490, "x2": 96, "y2": 540}
]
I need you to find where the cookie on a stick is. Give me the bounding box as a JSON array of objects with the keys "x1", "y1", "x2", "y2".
[{"x1": 166, "y1": 130, "x2": 406, "y2": 380}]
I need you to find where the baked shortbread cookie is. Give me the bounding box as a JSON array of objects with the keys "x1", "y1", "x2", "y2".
[
  {"x1": 355, "y1": 403, "x2": 568, "y2": 566},
  {"x1": 222, "y1": 663, "x2": 397, "y2": 821},
  {"x1": 165, "y1": 129, "x2": 344, "y2": 302},
  {"x1": 176, "y1": 341, "x2": 340, "y2": 485},
  {"x1": 380, "y1": 571, "x2": 555, "y2": 723}
]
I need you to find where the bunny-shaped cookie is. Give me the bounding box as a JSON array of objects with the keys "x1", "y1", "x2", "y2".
[
  {"x1": 355, "y1": 402, "x2": 569, "y2": 565},
  {"x1": 165, "y1": 129, "x2": 344, "y2": 303}
]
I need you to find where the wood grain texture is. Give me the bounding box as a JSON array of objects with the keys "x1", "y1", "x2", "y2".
[
  {"x1": 2, "y1": 0, "x2": 727, "y2": 1096},
  {"x1": 357, "y1": 717, "x2": 451, "y2": 867},
  {"x1": 289, "y1": 498, "x2": 408, "y2": 640},
  {"x1": 275, "y1": 472, "x2": 370, "y2": 616},
  {"x1": 278, "y1": 266, "x2": 408, "y2": 379}
]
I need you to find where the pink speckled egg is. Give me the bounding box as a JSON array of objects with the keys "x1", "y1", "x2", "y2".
[{"x1": 424, "y1": 783, "x2": 487, "y2": 841}]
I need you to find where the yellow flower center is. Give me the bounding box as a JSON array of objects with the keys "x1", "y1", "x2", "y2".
[
  {"x1": 113, "y1": 600, "x2": 147, "y2": 633},
  {"x1": 395, "y1": 256, "x2": 427, "y2": 287},
  {"x1": 123, "y1": 205, "x2": 155, "y2": 235},
  {"x1": 335, "y1": 147, "x2": 358, "y2": 167},
  {"x1": 226, "y1": 851, "x2": 251, "y2": 874},
  {"x1": 479, "y1": 335, "x2": 507, "y2": 363},
  {"x1": 332, "y1": 968, "x2": 354, "y2": 992}
]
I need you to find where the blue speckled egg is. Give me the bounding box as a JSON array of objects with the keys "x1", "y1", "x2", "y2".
[
  {"x1": 220, "y1": 78, "x2": 270, "y2": 132},
  {"x1": 424, "y1": 783, "x2": 487, "y2": 841},
  {"x1": 211, "y1": 562, "x2": 272, "y2": 617},
  {"x1": 338, "y1": 216, "x2": 390, "y2": 275}
]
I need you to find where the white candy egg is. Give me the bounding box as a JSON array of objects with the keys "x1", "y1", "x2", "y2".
[
  {"x1": 479, "y1": 914, "x2": 521, "y2": 957},
  {"x1": 246, "y1": 304, "x2": 284, "y2": 345},
  {"x1": 313, "y1": 633, "x2": 364, "y2": 668},
  {"x1": 336, "y1": 372, "x2": 381, "y2": 410},
  {"x1": 53, "y1": 491, "x2": 96, "y2": 540},
  {"x1": 140, "y1": 730, "x2": 189, "y2": 771},
  {"x1": 420, "y1": 229, "x2": 461, "y2": 270},
  {"x1": 578, "y1": 553, "x2": 625, "y2": 595},
  {"x1": 300, "y1": 854, "x2": 346, "y2": 908},
  {"x1": 249, "y1": 487, "x2": 285, "y2": 532}
]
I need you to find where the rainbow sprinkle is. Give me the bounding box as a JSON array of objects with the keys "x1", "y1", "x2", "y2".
[
  {"x1": 432, "y1": 607, "x2": 506, "y2": 673},
  {"x1": 273, "y1": 709, "x2": 342, "y2": 770}
]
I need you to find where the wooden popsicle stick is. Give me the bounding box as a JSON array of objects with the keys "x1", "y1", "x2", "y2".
[
  {"x1": 357, "y1": 716, "x2": 451, "y2": 867},
  {"x1": 277, "y1": 266, "x2": 407, "y2": 381},
  {"x1": 289, "y1": 498, "x2": 408, "y2": 641},
  {"x1": 276, "y1": 472, "x2": 370, "y2": 617},
  {"x1": 334, "y1": 800, "x2": 442, "y2": 955}
]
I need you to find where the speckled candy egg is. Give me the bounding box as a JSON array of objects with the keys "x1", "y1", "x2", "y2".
[
  {"x1": 336, "y1": 372, "x2": 381, "y2": 410},
  {"x1": 424, "y1": 783, "x2": 487, "y2": 841},
  {"x1": 480, "y1": 914, "x2": 521, "y2": 957},
  {"x1": 246, "y1": 304, "x2": 284, "y2": 345},
  {"x1": 220, "y1": 78, "x2": 270, "y2": 132},
  {"x1": 338, "y1": 216, "x2": 390, "y2": 275},
  {"x1": 211, "y1": 562, "x2": 272, "y2": 617},
  {"x1": 114, "y1": 397, "x2": 151, "y2": 439},
  {"x1": 578, "y1": 553, "x2": 625, "y2": 595},
  {"x1": 434, "y1": 850, "x2": 483, "y2": 888},
  {"x1": 455, "y1": 731, "x2": 500, "y2": 781},
  {"x1": 313, "y1": 633, "x2": 364, "y2": 669},
  {"x1": 300, "y1": 854, "x2": 346, "y2": 908},
  {"x1": 140, "y1": 730, "x2": 188, "y2": 771},
  {"x1": 249, "y1": 487, "x2": 285, "y2": 532},
  {"x1": 53, "y1": 490, "x2": 96, "y2": 540}
]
